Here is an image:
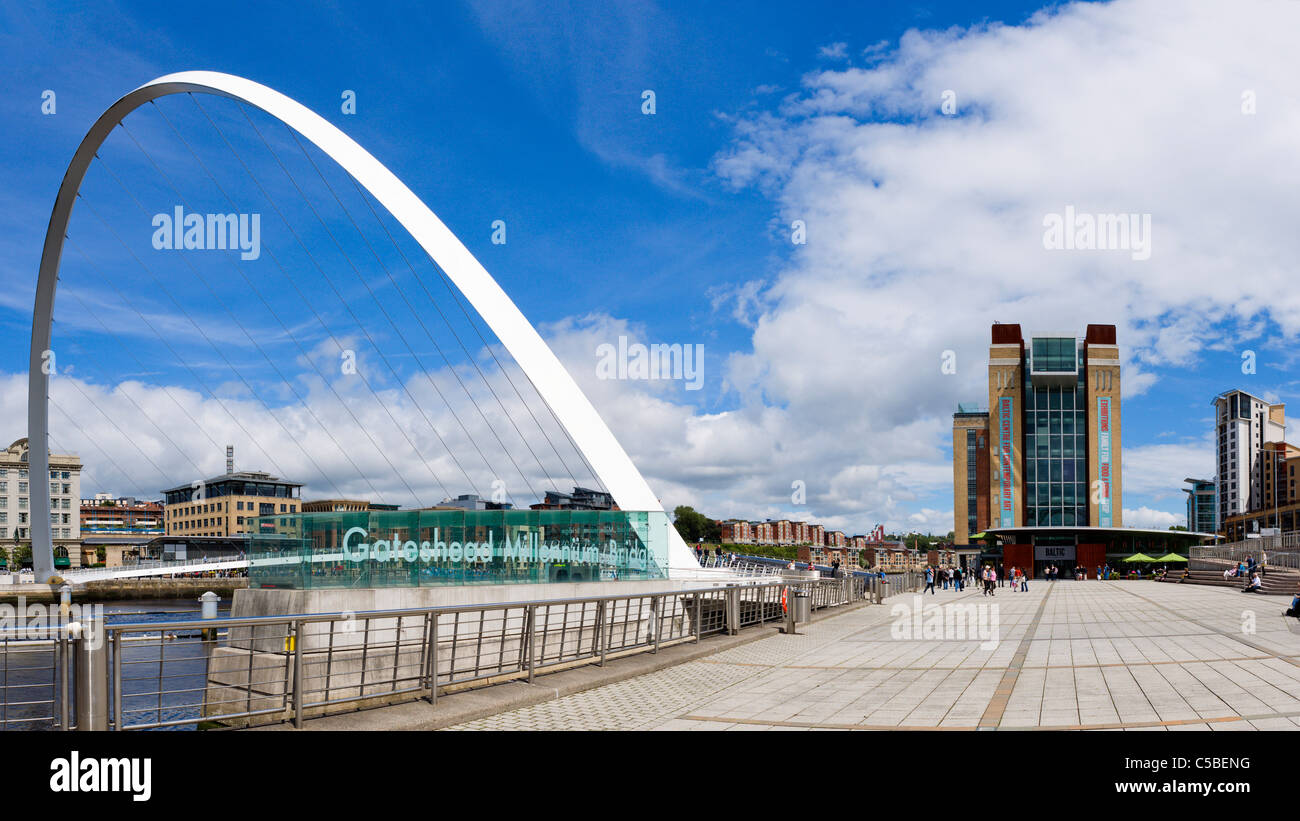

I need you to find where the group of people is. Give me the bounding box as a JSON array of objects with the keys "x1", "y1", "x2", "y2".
[
  {"x1": 921, "y1": 564, "x2": 1030, "y2": 596},
  {"x1": 980, "y1": 565, "x2": 1029, "y2": 594},
  {"x1": 1220, "y1": 553, "x2": 1269, "y2": 593},
  {"x1": 1223, "y1": 553, "x2": 1267, "y2": 579},
  {"x1": 693, "y1": 544, "x2": 736, "y2": 565},
  {"x1": 923, "y1": 565, "x2": 967, "y2": 593}
]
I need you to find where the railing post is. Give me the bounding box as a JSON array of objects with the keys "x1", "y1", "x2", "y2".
[
  {"x1": 695, "y1": 593, "x2": 703, "y2": 642},
  {"x1": 426, "y1": 612, "x2": 439, "y2": 705},
  {"x1": 57, "y1": 628, "x2": 70, "y2": 731},
  {"x1": 73, "y1": 617, "x2": 108, "y2": 731},
  {"x1": 526, "y1": 605, "x2": 536, "y2": 683},
  {"x1": 725, "y1": 586, "x2": 739, "y2": 636},
  {"x1": 651, "y1": 596, "x2": 661, "y2": 654},
  {"x1": 596, "y1": 600, "x2": 607, "y2": 667},
  {"x1": 112, "y1": 630, "x2": 122, "y2": 731},
  {"x1": 291, "y1": 619, "x2": 303, "y2": 729}
]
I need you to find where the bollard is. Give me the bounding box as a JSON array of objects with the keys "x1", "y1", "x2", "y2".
[
  {"x1": 199, "y1": 591, "x2": 219, "y2": 642},
  {"x1": 73, "y1": 618, "x2": 108, "y2": 731}
]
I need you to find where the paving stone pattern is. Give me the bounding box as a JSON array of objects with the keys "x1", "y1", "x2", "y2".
[{"x1": 444, "y1": 581, "x2": 1300, "y2": 731}]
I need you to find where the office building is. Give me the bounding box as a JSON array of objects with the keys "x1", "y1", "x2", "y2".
[
  {"x1": 162, "y1": 469, "x2": 302, "y2": 537},
  {"x1": 1182, "y1": 478, "x2": 1217, "y2": 535},
  {"x1": 0, "y1": 438, "x2": 83, "y2": 567}
]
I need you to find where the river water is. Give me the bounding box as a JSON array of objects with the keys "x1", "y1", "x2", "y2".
[{"x1": 1, "y1": 598, "x2": 234, "y2": 731}]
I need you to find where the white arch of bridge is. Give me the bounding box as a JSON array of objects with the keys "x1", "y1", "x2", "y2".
[{"x1": 28, "y1": 71, "x2": 696, "y2": 580}]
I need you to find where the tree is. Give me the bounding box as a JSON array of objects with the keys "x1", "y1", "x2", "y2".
[
  {"x1": 672, "y1": 506, "x2": 712, "y2": 544},
  {"x1": 1168, "y1": 525, "x2": 1188, "y2": 532}
]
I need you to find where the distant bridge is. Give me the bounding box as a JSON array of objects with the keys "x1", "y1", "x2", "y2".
[{"x1": 58, "y1": 556, "x2": 249, "y2": 584}]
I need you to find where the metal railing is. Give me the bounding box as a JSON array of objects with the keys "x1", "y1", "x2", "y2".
[
  {"x1": 1191, "y1": 542, "x2": 1300, "y2": 571},
  {"x1": 0, "y1": 625, "x2": 72, "y2": 731},
  {"x1": 3, "y1": 576, "x2": 893, "y2": 731},
  {"x1": 0, "y1": 572, "x2": 932, "y2": 732}
]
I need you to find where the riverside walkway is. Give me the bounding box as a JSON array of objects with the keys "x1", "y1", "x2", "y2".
[{"x1": 443, "y1": 581, "x2": 1300, "y2": 731}]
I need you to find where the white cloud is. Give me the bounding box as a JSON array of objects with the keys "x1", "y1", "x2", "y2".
[
  {"x1": 818, "y1": 42, "x2": 849, "y2": 60},
  {"x1": 1123, "y1": 506, "x2": 1184, "y2": 531},
  {"x1": 1121, "y1": 441, "x2": 1214, "y2": 496}
]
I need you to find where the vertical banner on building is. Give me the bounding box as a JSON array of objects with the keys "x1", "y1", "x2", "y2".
[
  {"x1": 1097, "y1": 396, "x2": 1113, "y2": 526},
  {"x1": 998, "y1": 396, "x2": 1014, "y2": 527}
]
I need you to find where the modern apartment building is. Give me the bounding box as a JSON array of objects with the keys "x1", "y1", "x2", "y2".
[
  {"x1": 1181, "y1": 478, "x2": 1216, "y2": 535},
  {"x1": 0, "y1": 438, "x2": 82, "y2": 567},
  {"x1": 1213, "y1": 389, "x2": 1285, "y2": 527}
]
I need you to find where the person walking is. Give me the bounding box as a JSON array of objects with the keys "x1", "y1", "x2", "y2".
[
  {"x1": 1261, "y1": 549, "x2": 1268, "y2": 577},
  {"x1": 925, "y1": 565, "x2": 936, "y2": 595},
  {"x1": 1020, "y1": 568, "x2": 1028, "y2": 592}
]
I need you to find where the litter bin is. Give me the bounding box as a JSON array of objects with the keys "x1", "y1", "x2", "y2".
[{"x1": 792, "y1": 591, "x2": 811, "y2": 624}]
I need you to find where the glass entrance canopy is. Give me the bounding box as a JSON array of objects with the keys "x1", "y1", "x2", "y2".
[{"x1": 247, "y1": 509, "x2": 670, "y2": 589}]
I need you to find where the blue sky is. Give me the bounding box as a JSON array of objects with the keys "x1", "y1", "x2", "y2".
[{"x1": 2, "y1": 0, "x2": 1296, "y2": 535}]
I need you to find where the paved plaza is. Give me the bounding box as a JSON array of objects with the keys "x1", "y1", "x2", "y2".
[{"x1": 444, "y1": 580, "x2": 1300, "y2": 730}]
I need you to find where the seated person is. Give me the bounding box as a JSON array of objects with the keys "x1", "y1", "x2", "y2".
[
  {"x1": 1287, "y1": 583, "x2": 1300, "y2": 617},
  {"x1": 1242, "y1": 572, "x2": 1263, "y2": 593}
]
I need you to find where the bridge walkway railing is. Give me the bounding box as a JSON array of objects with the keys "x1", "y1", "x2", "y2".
[{"x1": 1, "y1": 574, "x2": 919, "y2": 731}]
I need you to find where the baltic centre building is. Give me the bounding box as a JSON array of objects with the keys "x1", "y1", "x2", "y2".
[{"x1": 952, "y1": 323, "x2": 1210, "y2": 577}]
